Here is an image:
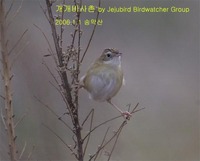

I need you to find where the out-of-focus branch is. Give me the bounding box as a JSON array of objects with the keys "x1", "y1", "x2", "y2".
[
  {"x1": 0, "y1": 1, "x2": 17, "y2": 160},
  {"x1": 6, "y1": 0, "x2": 24, "y2": 28},
  {"x1": 19, "y1": 141, "x2": 27, "y2": 160},
  {"x1": 33, "y1": 24, "x2": 57, "y2": 65},
  {"x1": 10, "y1": 41, "x2": 29, "y2": 68},
  {"x1": 27, "y1": 145, "x2": 35, "y2": 161},
  {"x1": 0, "y1": 94, "x2": 5, "y2": 100},
  {"x1": 80, "y1": 0, "x2": 101, "y2": 63},
  {"x1": 8, "y1": 29, "x2": 28, "y2": 56},
  {"x1": 5, "y1": 0, "x2": 15, "y2": 19},
  {"x1": 14, "y1": 112, "x2": 26, "y2": 128}
]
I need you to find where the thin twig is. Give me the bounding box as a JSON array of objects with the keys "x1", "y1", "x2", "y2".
[
  {"x1": 81, "y1": 108, "x2": 94, "y2": 127},
  {"x1": 8, "y1": 28, "x2": 28, "y2": 55},
  {"x1": 59, "y1": 0, "x2": 65, "y2": 49},
  {"x1": 48, "y1": 80, "x2": 68, "y2": 106},
  {"x1": 34, "y1": 96, "x2": 74, "y2": 133},
  {"x1": 83, "y1": 109, "x2": 94, "y2": 157},
  {"x1": 131, "y1": 102, "x2": 139, "y2": 114},
  {"x1": 80, "y1": 0, "x2": 101, "y2": 63},
  {"x1": 107, "y1": 125, "x2": 123, "y2": 161},
  {"x1": 5, "y1": 0, "x2": 15, "y2": 19},
  {"x1": 34, "y1": 23, "x2": 59, "y2": 67},
  {"x1": 99, "y1": 121, "x2": 126, "y2": 152},
  {"x1": 74, "y1": 1, "x2": 82, "y2": 114},
  {"x1": 42, "y1": 60, "x2": 60, "y2": 88},
  {"x1": 83, "y1": 115, "x2": 122, "y2": 142},
  {"x1": 33, "y1": 24, "x2": 54, "y2": 57},
  {"x1": 48, "y1": 80, "x2": 74, "y2": 120},
  {"x1": 27, "y1": 145, "x2": 35, "y2": 161},
  {"x1": 93, "y1": 127, "x2": 110, "y2": 161},
  {"x1": 83, "y1": 103, "x2": 144, "y2": 141},
  {"x1": 38, "y1": 1, "x2": 50, "y2": 23},
  {"x1": 89, "y1": 121, "x2": 126, "y2": 161},
  {"x1": 11, "y1": 41, "x2": 30, "y2": 68},
  {"x1": 42, "y1": 123, "x2": 78, "y2": 159},
  {"x1": 19, "y1": 141, "x2": 27, "y2": 160},
  {"x1": 14, "y1": 112, "x2": 26, "y2": 128},
  {"x1": 7, "y1": 0, "x2": 24, "y2": 28}
]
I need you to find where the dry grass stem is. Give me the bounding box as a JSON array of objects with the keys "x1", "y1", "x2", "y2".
[{"x1": 19, "y1": 141, "x2": 27, "y2": 160}]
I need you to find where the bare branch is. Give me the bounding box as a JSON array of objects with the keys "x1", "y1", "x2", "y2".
[
  {"x1": 131, "y1": 103, "x2": 145, "y2": 115},
  {"x1": 34, "y1": 96, "x2": 74, "y2": 133},
  {"x1": 0, "y1": 1, "x2": 18, "y2": 159},
  {"x1": 93, "y1": 127, "x2": 110, "y2": 161},
  {"x1": 131, "y1": 102, "x2": 139, "y2": 113},
  {"x1": 19, "y1": 141, "x2": 27, "y2": 160},
  {"x1": 59, "y1": 0, "x2": 65, "y2": 49},
  {"x1": 83, "y1": 109, "x2": 94, "y2": 157},
  {"x1": 0, "y1": 94, "x2": 5, "y2": 100},
  {"x1": 6, "y1": 0, "x2": 24, "y2": 28},
  {"x1": 5, "y1": 0, "x2": 15, "y2": 19},
  {"x1": 83, "y1": 115, "x2": 122, "y2": 142},
  {"x1": 48, "y1": 80, "x2": 75, "y2": 121},
  {"x1": 42, "y1": 123, "x2": 78, "y2": 159},
  {"x1": 38, "y1": 1, "x2": 50, "y2": 23},
  {"x1": 33, "y1": 24, "x2": 55, "y2": 60},
  {"x1": 89, "y1": 121, "x2": 126, "y2": 161},
  {"x1": 80, "y1": 0, "x2": 101, "y2": 63},
  {"x1": 48, "y1": 80, "x2": 68, "y2": 105},
  {"x1": 42, "y1": 60, "x2": 60, "y2": 89},
  {"x1": 10, "y1": 41, "x2": 30, "y2": 68},
  {"x1": 81, "y1": 108, "x2": 94, "y2": 127},
  {"x1": 83, "y1": 103, "x2": 144, "y2": 142},
  {"x1": 14, "y1": 112, "x2": 26, "y2": 128},
  {"x1": 8, "y1": 28, "x2": 28, "y2": 56},
  {"x1": 107, "y1": 126, "x2": 122, "y2": 161},
  {"x1": 45, "y1": 0, "x2": 75, "y2": 116},
  {"x1": 27, "y1": 145, "x2": 35, "y2": 161}
]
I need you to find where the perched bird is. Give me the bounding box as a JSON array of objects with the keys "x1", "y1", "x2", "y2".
[{"x1": 81, "y1": 48, "x2": 131, "y2": 118}]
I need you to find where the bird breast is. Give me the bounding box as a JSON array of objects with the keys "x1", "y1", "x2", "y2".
[{"x1": 83, "y1": 65, "x2": 123, "y2": 102}]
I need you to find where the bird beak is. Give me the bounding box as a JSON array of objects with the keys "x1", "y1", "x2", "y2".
[{"x1": 117, "y1": 52, "x2": 122, "y2": 57}]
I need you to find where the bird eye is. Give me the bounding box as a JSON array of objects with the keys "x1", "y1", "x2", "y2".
[{"x1": 106, "y1": 53, "x2": 111, "y2": 58}]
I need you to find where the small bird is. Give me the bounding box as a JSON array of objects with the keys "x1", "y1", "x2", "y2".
[{"x1": 81, "y1": 48, "x2": 131, "y2": 118}]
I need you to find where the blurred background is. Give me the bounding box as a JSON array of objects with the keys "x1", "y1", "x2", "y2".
[{"x1": 0, "y1": 0, "x2": 199, "y2": 161}]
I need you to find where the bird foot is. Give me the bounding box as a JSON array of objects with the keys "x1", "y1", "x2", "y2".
[
  {"x1": 122, "y1": 111, "x2": 132, "y2": 120},
  {"x1": 72, "y1": 82, "x2": 83, "y2": 89}
]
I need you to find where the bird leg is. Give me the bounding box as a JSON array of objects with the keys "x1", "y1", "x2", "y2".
[
  {"x1": 72, "y1": 82, "x2": 84, "y2": 90},
  {"x1": 107, "y1": 99, "x2": 132, "y2": 119}
]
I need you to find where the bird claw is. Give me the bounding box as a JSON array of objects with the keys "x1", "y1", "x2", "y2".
[
  {"x1": 72, "y1": 82, "x2": 83, "y2": 89},
  {"x1": 122, "y1": 111, "x2": 132, "y2": 120}
]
